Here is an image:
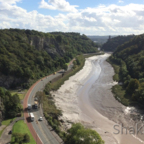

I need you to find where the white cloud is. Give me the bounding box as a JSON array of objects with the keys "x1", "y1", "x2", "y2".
[
  {"x1": 0, "y1": 0, "x2": 21, "y2": 4},
  {"x1": 39, "y1": 0, "x2": 78, "y2": 12},
  {"x1": 118, "y1": 0, "x2": 124, "y2": 3},
  {"x1": 0, "y1": 2, "x2": 144, "y2": 35}
]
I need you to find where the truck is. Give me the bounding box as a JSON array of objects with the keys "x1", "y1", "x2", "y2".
[
  {"x1": 27, "y1": 104, "x2": 32, "y2": 110},
  {"x1": 30, "y1": 113, "x2": 34, "y2": 121},
  {"x1": 34, "y1": 101, "x2": 38, "y2": 109}
]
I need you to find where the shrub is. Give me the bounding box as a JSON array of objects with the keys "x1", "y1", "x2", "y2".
[{"x1": 23, "y1": 133, "x2": 30, "y2": 143}]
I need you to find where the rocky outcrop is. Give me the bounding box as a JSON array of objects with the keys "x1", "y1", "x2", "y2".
[{"x1": 29, "y1": 36, "x2": 64, "y2": 57}]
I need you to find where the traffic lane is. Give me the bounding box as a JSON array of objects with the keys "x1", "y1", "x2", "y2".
[
  {"x1": 37, "y1": 115, "x2": 59, "y2": 144},
  {"x1": 35, "y1": 102, "x2": 60, "y2": 144},
  {"x1": 24, "y1": 83, "x2": 43, "y2": 144},
  {"x1": 28, "y1": 61, "x2": 73, "y2": 105},
  {"x1": 31, "y1": 120, "x2": 47, "y2": 144},
  {"x1": 28, "y1": 68, "x2": 73, "y2": 143},
  {"x1": 28, "y1": 91, "x2": 48, "y2": 144},
  {"x1": 25, "y1": 60, "x2": 74, "y2": 144},
  {"x1": 32, "y1": 112, "x2": 51, "y2": 144},
  {"x1": 28, "y1": 72, "x2": 59, "y2": 102},
  {"x1": 29, "y1": 86, "x2": 52, "y2": 144},
  {"x1": 28, "y1": 73, "x2": 63, "y2": 143},
  {"x1": 34, "y1": 78, "x2": 60, "y2": 144},
  {"x1": 28, "y1": 84, "x2": 49, "y2": 144},
  {"x1": 30, "y1": 87, "x2": 59, "y2": 144}
]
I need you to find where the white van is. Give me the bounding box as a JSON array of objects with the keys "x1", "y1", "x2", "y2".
[{"x1": 30, "y1": 113, "x2": 34, "y2": 121}]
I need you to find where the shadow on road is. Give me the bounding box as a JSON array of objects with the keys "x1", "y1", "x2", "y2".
[
  {"x1": 26, "y1": 117, "x2": 32, "y2": 123},
  {"x1": 24, "y1": 108, "x2": 28, "y2": 113}
]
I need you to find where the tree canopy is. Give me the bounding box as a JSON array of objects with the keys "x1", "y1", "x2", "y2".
[
  {"x1": 0, "y1": 87, "x2": 21, "y2": 118},
  {"x1": 109, "y1": 34, "x2": 144, "y2": 106},
  {"x1": 65, "y1": 123, "x2": 104, "y2": 144},
  {"x1": 0, "y1": 29, "x2": 98, "y2": 88},
  {"x1": 102, "y1": 35, "x2": 134, "y2": 52}
]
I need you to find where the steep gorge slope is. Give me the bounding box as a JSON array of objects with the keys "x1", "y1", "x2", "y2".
[
  {"x1": 102, "y1": 35, "x2": 134, "y2": 52},
  {"x1": 109, "y1": 34, "x2": 144, "y2": 107},
  {"x1": 0, "y1": 29, "x2": 98, "y2": 89}
]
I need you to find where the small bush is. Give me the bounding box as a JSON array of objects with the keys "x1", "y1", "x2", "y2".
[{"x1": 23, "y1": 133, "x2": 30, "y2": 143}]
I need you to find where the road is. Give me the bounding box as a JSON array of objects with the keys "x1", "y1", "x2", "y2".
[{"x1": 23, "y1": 61, "x2": 74, "y2": 144}]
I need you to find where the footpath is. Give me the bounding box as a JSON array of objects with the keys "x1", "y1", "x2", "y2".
[{"x1": 0, "y1": 117, "x2": 24, "y2": 144}]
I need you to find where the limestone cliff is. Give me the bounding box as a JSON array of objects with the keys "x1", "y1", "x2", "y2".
[{"x1": 0, "y1": 29, "x2": 98, "y2": 89}]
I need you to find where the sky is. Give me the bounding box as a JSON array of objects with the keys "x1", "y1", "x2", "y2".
[{"x1": 0, "y1": 0, "x2": 144, "y2": 35}]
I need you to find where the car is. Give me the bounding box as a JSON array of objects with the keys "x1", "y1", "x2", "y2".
[
  {"x1": 39, "y1": 117, "x2": 43, "y2": 121},
  {"x1": 8, "y1": 130, "x2": 12, "y2": 134}
]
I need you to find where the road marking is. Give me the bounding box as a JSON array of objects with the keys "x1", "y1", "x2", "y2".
[{"x1": 33, "y1": 113, "x2": 51, "y2": 144}]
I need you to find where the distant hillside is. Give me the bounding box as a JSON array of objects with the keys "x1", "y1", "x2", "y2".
[
  {"x1": 108, "y1": 34, "x2": 144, "y2": 107},
  {"x1": 102, "y1": 35, "x2": 134, "y2": 52},
  {"x1": 87, "y1": 35, "x2": 116, "y2": 45},
  {"x1": 0, "y1": 29, "x2": 98, "y2": 88}
]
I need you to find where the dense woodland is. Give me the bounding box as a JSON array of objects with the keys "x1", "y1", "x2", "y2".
[
  {"x1": 0, "y1": 29, "x2": 98, "y2": 88},
  {"x1": 109, "y1": 34, "x2": 144, "y2": 106},
  {"x1": 0, "y1": 87, "x2": 21, "y2": 119},
  {"x1": 102, "y1": 35, "x2": 134, "y2": 51},
  {"x1": 0, "y1": 29, "x2": 98, "y2": 125}
]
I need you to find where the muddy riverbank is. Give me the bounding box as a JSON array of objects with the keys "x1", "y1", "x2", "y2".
[{"x1": 52, "y1": 54, "x2": 144, "y2": 144}]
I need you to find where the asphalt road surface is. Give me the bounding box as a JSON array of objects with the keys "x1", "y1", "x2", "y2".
[
  {"x1": 28, "y1": 72, "x2": 64, "y2": 144},
  {"x1": 24, "y1": 61, "x2": 74, "y2": 144}
]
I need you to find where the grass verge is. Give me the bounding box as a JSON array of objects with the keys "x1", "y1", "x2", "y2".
[
  {"x1": 11, "y1": 120, "x2": 36, "y2": 144},
  {"x1": 2, "y1": 118, "x2": 15, "y2": 126},
  {"x1": 10, "y1": 89, "x2": 27, "y2": 100}
]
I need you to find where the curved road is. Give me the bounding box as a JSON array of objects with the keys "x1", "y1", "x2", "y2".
[{"x1": 23, "y1": 62, "x2": 74, "y2": 144}]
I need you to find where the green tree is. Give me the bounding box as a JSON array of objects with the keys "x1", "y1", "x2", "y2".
[
  {"x1": 0, "y1": 87, "x2": 5, "y2": 98},
  {"x1": 23, "y1": 133, "x2": 30, "y2": 143},
  {"x1": 76, "y1": 58, "x2": 80, "y2": 65},
  {"x1": 126, "y1": 79, "x2": 140, "y2": 94},
  {"x1": 62, "y1": 64, "x2": 68, "y2": 71},
  {"x1": 65, "y1": 123, "x2": 104, "y2": 144},
  {"x1": 13, "y1": 133, "x2": 24, "y2": 144}
]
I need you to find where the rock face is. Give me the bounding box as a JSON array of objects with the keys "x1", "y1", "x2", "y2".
[
  {"x1": 29, "y1": 36, "x2": 64, "y2": 57},
  {"x1": 0, "y1": 36, "x2": 62, "y2": 89},
  {"x1": 0, "y1": 35, "x2": 63, "y2": 89}
]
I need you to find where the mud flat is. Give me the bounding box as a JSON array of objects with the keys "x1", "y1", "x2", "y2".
[{"x1": 52, "y1": 53, "x2": 144, "y2": 144}]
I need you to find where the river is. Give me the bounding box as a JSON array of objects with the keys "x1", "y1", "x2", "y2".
[{"x1": 52, "y1": 53, "x2": 144, "y2": 144}]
